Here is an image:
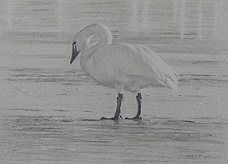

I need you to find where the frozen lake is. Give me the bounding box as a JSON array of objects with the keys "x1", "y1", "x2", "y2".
[{"x1": 1, "y1": 0, "x2": 228, "y2": 163}]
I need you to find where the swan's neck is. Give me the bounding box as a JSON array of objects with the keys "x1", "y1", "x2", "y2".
[
  {"x1": 76, "y1": 23, "x2": 112, "y2": 74},
  {"x1": 85, "y1": 36, "x2": 103, "y2": 57},
  {"x1": 80, "y1": 37, "x2": 103, "y2": 75}
]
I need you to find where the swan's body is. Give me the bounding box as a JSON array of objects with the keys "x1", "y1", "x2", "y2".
[{"x1": 70, "y1": 23, "x2": 178, "y2": 120}]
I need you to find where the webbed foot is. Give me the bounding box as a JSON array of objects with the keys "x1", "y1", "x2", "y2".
[
  {"x1": 125, "y1": 116, "x2": 142, "y2": 120},
  {"x1": 100, "y1": 115, "x2": 123, "y2": 121}
]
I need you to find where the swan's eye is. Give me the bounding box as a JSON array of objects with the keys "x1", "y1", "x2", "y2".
[{"x1": 73, "y1": 41, "x2": 76, "y2": 45}]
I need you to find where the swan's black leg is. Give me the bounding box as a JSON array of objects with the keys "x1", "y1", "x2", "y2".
[
  {"x1": 101, "y1": 93, "x2": 123, "y2": 121},
  {"x1": 125, "y1": 93, "x2": 142, "y2": 120}
]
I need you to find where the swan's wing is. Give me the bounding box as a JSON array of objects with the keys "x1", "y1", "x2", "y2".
[
  {"x1": 92, "y1": 44, "x2": 178, "y2": 90},
  {"x1": 122, "y1": 44, "x2": 179, "y2": 90}
]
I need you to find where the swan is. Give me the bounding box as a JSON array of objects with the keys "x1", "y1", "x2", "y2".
[{"x1": 70, "y1": 23, "x2": 178, "y2": 120}]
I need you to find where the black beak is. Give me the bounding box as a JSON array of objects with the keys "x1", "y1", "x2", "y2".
[{"x1": 70, "y1": 42, "x2": 79, "y2": 64}]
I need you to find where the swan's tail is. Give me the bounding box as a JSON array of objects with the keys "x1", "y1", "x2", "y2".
[{"x1": 166, "y1": 71, "x2": 179, "y2": 91}]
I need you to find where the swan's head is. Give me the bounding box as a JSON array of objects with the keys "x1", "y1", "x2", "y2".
[
  {"x1": 70, "y1": 41, "x2": 80, "y2": 64},
  {"x1": 70, "y1": 35, "x2": 93, "y2": 64},
  {"x1": 70, "y1": 41, "x2": 79, "y2": 64},
  {"x1": 70, "y1": 23, "x2": 112, "y2": 64}
]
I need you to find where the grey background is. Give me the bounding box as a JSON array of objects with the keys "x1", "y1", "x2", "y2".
[{"x1": 1, "y1": 0, "x2": 228, "y2": 163}]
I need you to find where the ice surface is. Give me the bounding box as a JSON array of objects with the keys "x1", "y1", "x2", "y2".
[{"x1": 0, "y1": 0, "x2": 228, "y2": 163}]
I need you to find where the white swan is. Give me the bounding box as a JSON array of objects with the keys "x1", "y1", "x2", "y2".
[{"x1": 70, "y1": 23, "x2": 178, "y2": 120}]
